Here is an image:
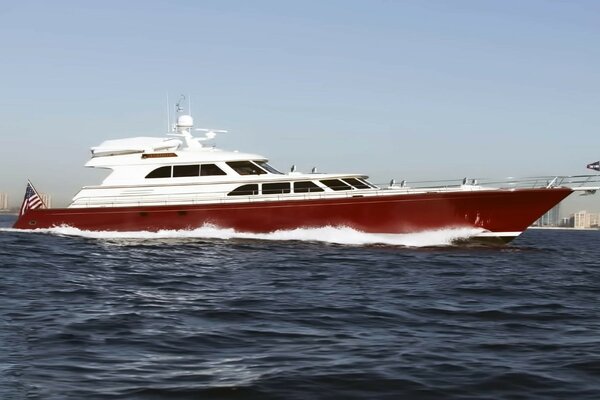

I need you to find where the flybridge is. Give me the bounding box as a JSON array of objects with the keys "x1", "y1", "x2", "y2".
[
  {"x1": 90, "y1": 115, "x2": 227, "y2": 158},
  {"x1": 91, "y1": 137, "x2": 181, "y2": 157},
  {"x1": 92, "y1": 95, "x2": 227, "y2": 157}
]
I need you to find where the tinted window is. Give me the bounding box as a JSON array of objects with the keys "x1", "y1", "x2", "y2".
[
  {"x1": 227, "y1": 161, "x2": 267, "y2": 175},
  {"x1": 227, "y1": 184, "x2": 259, "y2": 196},
  {"x1": 358, "y1": 178, "x2": 377, "y2": 188},
  {"x1": 173, "y1": 164, "x2": 200, "y2": 177},
  {"x1": 201, "y1": 164, "x2": 227, "y2": 176},
  {"x1": 294, "y1": 181, "x2": 324, "y2": 193},
  {"x1": 254, "y1": 161, "x2": 283, "y2": 174},
  {"x1": 146, "y1": 166, "x2": 172, "y2": 178},
  {"x1": 262, "y1": 182, "x2": 290, "y2": 194},
  {"x1": 320, "y1": 179, "x2": 352, "y2": 191},
  {"x1": 343, "y1": 178, "x2": 371, "y2": 189}
]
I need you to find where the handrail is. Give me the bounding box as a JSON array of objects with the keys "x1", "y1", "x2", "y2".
[
  {"x1": 374, "y1": 174, "x2": 600, "y2": 190},
  {"x1": 69, "y1": 174, "x2": 600, "y2": 208}
]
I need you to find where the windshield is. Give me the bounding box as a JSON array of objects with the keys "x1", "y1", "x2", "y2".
[{"x1": 254, "y1": 161, "x2": 283, "y2": 174}]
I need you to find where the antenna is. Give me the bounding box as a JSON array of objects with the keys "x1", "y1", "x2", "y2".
[
  {"x1": 166, "y1": 93, "x2": 170, "y2": 132},
  {"x1": 189, "y1": 94, "x2": 192, "y2": 117}
]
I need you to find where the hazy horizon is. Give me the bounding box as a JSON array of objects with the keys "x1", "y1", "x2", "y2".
[{"x1": 1, "y1": 1, "x2": 599, "y2": 217}]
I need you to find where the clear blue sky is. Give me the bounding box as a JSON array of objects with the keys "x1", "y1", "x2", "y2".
[{"x1": 1, "y1": 0, "x2": 599, "y2": 214}]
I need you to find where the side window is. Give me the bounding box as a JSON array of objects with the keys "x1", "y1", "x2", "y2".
[
  {"x1": 146, "y1": 166, "x2": 172, "y2": 178},
  {"x1": 342, "y1": 178, "x2": 371, "y2": 189},
  {"x1": 262, "y1": 182, "x2": 290, "y2": 195},
  {"x1": 227, "y1": 184, "x2": 259, "y2": 196},
  {"x1": 294, "y1": 181, "x2": 324, "y2": 193},
  {"x1": 201, "y1": 164, "x2": 227, "y2": 176},
  {"x1": 227, "y1": 161, "x2": 267, "y2": 175},
  {"x1": 320, "y1": 179, "x2": 352, "y2": 191},
  {"x1": 173, "y1": 165, "x2": 200, "y2": 177}
]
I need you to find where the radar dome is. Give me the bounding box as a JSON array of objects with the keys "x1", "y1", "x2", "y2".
[{"x1": 177, "y1": 115, "x2": 194, "y2": 128}]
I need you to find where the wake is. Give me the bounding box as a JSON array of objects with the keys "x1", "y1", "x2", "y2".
[{"x1": 1, "y1": 224, "x2": 486, "y2": 247}]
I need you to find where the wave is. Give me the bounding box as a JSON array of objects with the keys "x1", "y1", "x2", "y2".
[{"x1": 0, "y1": 224, "x2": 486, "y2": 247}]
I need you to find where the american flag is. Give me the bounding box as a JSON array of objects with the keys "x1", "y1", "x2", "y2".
[{"x1": 19, "y1": 181, "x2": 45, "y2": 216}]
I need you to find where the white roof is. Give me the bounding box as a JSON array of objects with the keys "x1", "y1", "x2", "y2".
[
  {"x1": 91, "y1": 137, "x2": 182, "y2": 156},
  {"x1": 87, "y1": 114, "x2": 271, "y2": 167}
]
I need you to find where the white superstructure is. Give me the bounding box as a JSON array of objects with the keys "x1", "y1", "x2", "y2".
[
  {"x1": 70, "y1": 111, "x2": 380, "y2": 208},
  {"x1": 71, "y1": 97, "x2": 520, "y2": 209}
]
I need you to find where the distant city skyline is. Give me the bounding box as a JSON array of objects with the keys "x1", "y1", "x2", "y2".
[
  {"x1": 0, "y1": 193, "x2": 8, "y2": 210},
  {"x1": 571, "y1": 210, "x2": 600, "y2": 228},
  {"x1": 1, "y1": 1, "x2": 599, "y2": 214}
]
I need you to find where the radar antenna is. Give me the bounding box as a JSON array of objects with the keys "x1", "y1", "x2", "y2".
[
  {"x1": 165, "y1": 95, "x2": 228, "y2": 149},
  {"x1": 194, "y1": 128, "x2": 228, "y2": 141},
  {"x1": 175, "y1": 94, "x2": 185, "y2": 113}
]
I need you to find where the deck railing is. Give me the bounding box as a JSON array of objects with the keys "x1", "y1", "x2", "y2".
[
  {"x1": 380, "y1": 174, "x2": 600, "y2": 191},
  {"x1": 69, "y1": 174, "x2": 600, "y2": 208}
]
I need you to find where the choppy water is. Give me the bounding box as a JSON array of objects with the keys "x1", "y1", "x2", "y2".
[{"x1": 1, "y1": 214, "x2": 599, "y2": 399}]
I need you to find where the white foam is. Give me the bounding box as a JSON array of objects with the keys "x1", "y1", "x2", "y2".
[{"x1": 1, "y1": 224, "x2": 485, "y2": 247}]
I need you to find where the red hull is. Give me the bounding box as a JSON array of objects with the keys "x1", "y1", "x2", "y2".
[{"x1": 13, "y1": 188, "x2": 572, "y2": 240}]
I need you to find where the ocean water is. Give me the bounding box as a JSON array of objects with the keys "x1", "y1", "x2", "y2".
[{"x1": 1, "y1": 214, "x2": 599, "y2": 400}]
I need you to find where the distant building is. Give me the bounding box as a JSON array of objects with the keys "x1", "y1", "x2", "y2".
[
  {"x1": 534, "y1": 204, "x2": 560, "y2": 227},
  {"x1": 0, "y1": 193, "x2": 8, "y2": 210},
  {"x1": 591, "y1": 213, "x2": 600, "y2": 228},
  {"x1": 571, "y1": 210, "x2": 600, "y2": 229},
  {"x1": 40, "y1": 193, "x2": 52, "y2": 209}
]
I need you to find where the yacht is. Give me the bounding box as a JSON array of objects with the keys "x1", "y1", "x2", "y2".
[{"x1": 13, "y1": 106, "x2": 599, "y2": 244}]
